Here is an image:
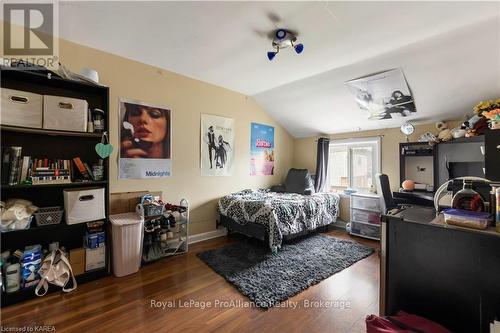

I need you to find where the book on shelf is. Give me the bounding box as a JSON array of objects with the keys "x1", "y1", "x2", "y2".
[
  {"x1": 20, "y1": 156, "x2": 31, "y2": 181},
  {"x1": 32, "y1": 169, "x2": 70, "y2": 176},
  {"x1": 73, "y1": 157, "x2": 90, "y2": 180},
  {"x1": 31, "y1": 176, "x2": 71, "y2": 185},
  {"x1": 7, "y1": 147, "x2": 22, "y2": 186},
  {"x1": 83, "y1": 162, "x2": 95, "y2": 181},
  {"x1": 1, "y1": 147, "x2": 11, "y2": 184},
  {"x1": 29, "y1": 159, "x2": 74, "y2": 185},
  {"x1": 0, "y1": 146, "x2": 101, "y2": 186},
  {"x1": 31, "y1": 168, "x2": 71, "y2": 184}
]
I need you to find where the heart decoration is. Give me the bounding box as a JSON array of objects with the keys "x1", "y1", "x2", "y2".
[{"x1": 95, "y1": 143, "x2": 113, "y2": 159}]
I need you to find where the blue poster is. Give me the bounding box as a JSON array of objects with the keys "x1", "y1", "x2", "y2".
[{"x1": 250, "y1": 123, "x2": 274, "y2": 176}]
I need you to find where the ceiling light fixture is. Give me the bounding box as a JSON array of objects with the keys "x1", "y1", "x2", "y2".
[{"x1": 267, "y1": 29, "x2": 304, "y2": 61}]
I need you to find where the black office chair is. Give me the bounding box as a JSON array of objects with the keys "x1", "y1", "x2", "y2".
[
  {"x1": 376, "y1": 173, "x2": 437, "y2": 222},
  {"x1": 375, "y1": 173, "x2": 413, "y2": 214}
]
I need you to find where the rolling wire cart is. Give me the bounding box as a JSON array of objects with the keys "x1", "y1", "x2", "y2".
[{"x1": 136, "y1": 197, "x2": 189, "y2": 263}]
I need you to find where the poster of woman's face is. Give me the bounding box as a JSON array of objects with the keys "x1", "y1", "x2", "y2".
[
  {"x1": 346, "y1": 68, "x2": 417, "y2": 121},
  {"x1": 119, "y1": 99, "x2": 172, "y2": 179}
]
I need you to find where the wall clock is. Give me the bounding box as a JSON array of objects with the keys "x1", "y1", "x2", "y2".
[{"x1": 400, "y1": 122, "x2": 415, "y2": 142}]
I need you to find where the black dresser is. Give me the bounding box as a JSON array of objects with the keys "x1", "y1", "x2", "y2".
[
  {"x1": 381, "y1": 208, "x2": 500, "y2": 333},
  {"x1": 485, "y1": 130, "x2": 500, "y2": 182}
]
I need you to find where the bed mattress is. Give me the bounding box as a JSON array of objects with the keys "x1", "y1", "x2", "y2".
[{"x1": 218, "y1": 189, "x2": 340, "y2": 252}]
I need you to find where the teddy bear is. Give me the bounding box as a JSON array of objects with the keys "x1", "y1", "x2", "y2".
[{"x1": 435, "y1": 121, "x2": 453, "y2": 142}]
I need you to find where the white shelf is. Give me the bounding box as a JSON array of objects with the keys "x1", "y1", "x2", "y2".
[{"x1": 140, "y1": 199, "x2": 190, "y2": 263}]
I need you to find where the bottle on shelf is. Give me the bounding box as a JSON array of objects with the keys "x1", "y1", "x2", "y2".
[
  {"x1": 5, "y1": 263, "x2": 20, "y2": 293},
  {"x1": 451, "y1": 180, "x2": 485, "y2": 212}
]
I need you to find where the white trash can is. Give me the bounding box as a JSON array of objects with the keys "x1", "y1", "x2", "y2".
[{"x1": 110, "y1": 212, "x2": 144, "y2": 277}]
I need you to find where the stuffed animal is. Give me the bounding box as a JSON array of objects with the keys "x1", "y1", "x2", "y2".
[
  {"x1": 435, "y1": 121, "x2": 453, "y2": 142},
  {"x1": 482, "y1": 108, "x2": 500, "y2": 129},
  {"x1": 418, "y1": 132, "x2": 437, "y2": 143},
  {"x1": 451, "y1": 127, "x2": 467, "y2": 139},
  {"x1": 465, "y1": 117, "x2": 489, "y2": 137},
  {"x1": 462, "y1": 114, "x2": 482, "y2": 130}
]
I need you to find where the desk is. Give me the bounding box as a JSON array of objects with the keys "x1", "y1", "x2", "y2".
[
  {"x1": 381, "y1": 209, "x2": 500, "y2": 333},
  {"x1": 393, "y1": 190, "x2": 434, "y2": 207}
]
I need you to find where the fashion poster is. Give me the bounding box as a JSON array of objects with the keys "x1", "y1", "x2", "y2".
[
  {"x1": 250, "y1": 123, "x2": 274, "y2": 176},
  {"x1": 346, "y1": 68, "x2": 416, "y2": 120},
  {"x1": 118, "y1": 99, "x2": 172, "y2": 179},
  {"x1": 200, "y1": 114, "x2": 234, "y2": 176}
]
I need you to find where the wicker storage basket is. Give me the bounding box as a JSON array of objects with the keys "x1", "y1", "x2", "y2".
[
  {"x1": 143, "y1": 204, "x2": 164, "y2": 217},
  {"x1": 34, "y1": 206, "x2": 64, "y2": 226}
]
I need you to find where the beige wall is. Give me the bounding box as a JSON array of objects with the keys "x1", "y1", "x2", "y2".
[
  {"x1": 59, "y1": 40, "x2": 294, "y2": 235},
  {"x1": 293, "y1": 121, "x2": 461, "y2": 221}
]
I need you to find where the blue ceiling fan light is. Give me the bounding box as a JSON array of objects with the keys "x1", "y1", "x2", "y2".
[
  {"x1": 266, "y1": 29, "x2": 303, "y2": 61},
  {"x1": 267, "y1": 51, "x2": 277, "y2": 61},
  {"x1": 275, "y1": 29, "x2": 287, "y2": 40},
  {"x1": 294, "y1": 43, "x2": 304, "y2": 54}
]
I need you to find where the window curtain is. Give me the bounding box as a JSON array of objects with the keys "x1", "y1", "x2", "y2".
[{"x1": 314, "y1": 137, "x2": 330, "y2": 192}]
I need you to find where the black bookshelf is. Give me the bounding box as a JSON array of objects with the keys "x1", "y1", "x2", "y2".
[
  {"x1": 0, "y1": 66, "x2": 110, "y2": 306},
  {"x1": 399, "y1": 137, "x2": 487, "y2": 192},
  {"x1": 399, "y1": 141, "x2": 438, "y2": 190},
  {"x1": 1, "y1": 125, "x2": 103, "y2": 138},
  {"x1": 3, "y1": 180, "x2": 108, "y2": 189}
]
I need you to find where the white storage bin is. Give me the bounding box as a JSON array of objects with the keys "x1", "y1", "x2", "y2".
[
  {"x1": 110, "y1": 213, "x2": 144, "y2": 277},
  {"x1": 351, "y1": 194, "x2": 380, "y2": 211},
  {"x1": 351, "y1": 208, "x2": 381, "y2": 224},
  {"x1": 63, "y1": 187, "x2": 105, "y2": 224},
  {"x1": 1, "y1": 88, "x2": 43, "y2": 128},
  {"x1": 43, "y1": 95, "x2": 88, "y2": 132}
]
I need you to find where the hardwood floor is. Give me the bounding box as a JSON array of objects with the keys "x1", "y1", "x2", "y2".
[{"x1": 1, "y1": 229, "x2": 379, "y2": 333}]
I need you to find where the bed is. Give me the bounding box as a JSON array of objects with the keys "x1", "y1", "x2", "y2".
[{"x1": 218, "y1": 188, "x2": 340, "y2": 252}]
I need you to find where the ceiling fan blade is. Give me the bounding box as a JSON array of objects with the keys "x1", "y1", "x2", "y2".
[
  {"x1": 252, "y1": 29, "x2": 268, "y2": 38},
  {"x1": 267, "y1": 12, "x2": 282, "y2": 24}
]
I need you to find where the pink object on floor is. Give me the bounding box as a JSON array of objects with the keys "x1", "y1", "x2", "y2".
[
  {"x1": 366, "y1": 315, "x2": 413, "y2": 333},
  {"x1": 366, "y1": 311, "x2": 452, "y2": 333}
]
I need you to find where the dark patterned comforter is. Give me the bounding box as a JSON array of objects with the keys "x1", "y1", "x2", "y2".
[{"x1": 218, "y1": 189, "x2": 340, "y2": 252}]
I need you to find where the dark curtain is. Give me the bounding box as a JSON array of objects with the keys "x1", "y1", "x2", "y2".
[{"x1": 314, "y1": 137, "x2": 330, "y2": 192}]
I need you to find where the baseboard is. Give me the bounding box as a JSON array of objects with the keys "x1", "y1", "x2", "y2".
[
  {"x1": 331, "y1": 219, "x2": 348, "y2": 231},
  {"x1": 188, "y1": 228, "x2": 228, "y2": 245}
]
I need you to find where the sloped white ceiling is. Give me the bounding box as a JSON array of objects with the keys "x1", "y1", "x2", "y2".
[
  {"x1": 58, "y1": 1, "x2": 500, "y2": 137},
  {"x1": 254, "y1": 17, "x2": 500, "y2": 137}
]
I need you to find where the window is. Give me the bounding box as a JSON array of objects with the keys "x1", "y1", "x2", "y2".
[{"x1": 329, "y1": 137, "x2": 381, "y2": 191}]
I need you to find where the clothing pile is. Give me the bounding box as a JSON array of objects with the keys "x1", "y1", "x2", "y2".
[{"x1": 0, "y1": 199, "x2": 38, "y2": 231}]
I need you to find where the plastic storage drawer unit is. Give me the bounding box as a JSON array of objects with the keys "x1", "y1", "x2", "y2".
[
  {"x1": 351, "y1": 208, "x2": 381, "y2": 224},
  {"x1": 350, "y1": 221, "x2": 380, "y2": 239},
  {"x1": 351, "y1": 194, "x2": 380, "y2": 211}
]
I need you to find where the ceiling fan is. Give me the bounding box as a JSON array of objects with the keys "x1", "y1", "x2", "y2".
[{"x1": 267, "y1": 29, "x2": 304, "y2": 61}]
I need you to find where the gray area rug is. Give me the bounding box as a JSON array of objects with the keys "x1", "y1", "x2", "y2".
[{"x1": 197, "y1": 234, "x2": 374, "y2": 308}]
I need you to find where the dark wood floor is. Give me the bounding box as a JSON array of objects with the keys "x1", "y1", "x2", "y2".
[{"x1": 1, "y1": 229, "x2": 379, "y2": 333}]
